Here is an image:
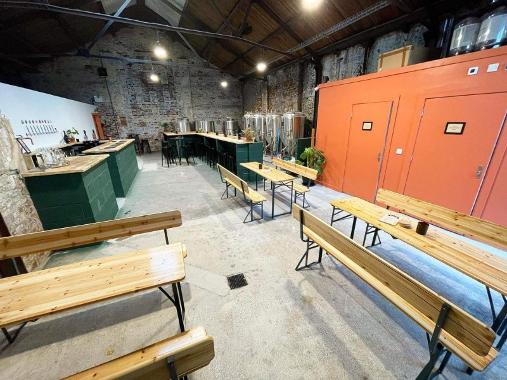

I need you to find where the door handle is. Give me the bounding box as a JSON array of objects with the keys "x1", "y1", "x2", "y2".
[
  {"x1": 377, "y1": 152, "x2": 382, "y2": 162},
  {"x1": 475, "y1": 165, "x2": 484, "y2": 179}
]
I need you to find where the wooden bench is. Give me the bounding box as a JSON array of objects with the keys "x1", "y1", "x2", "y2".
[
  {"x1": 272, "y1": 157, "x2": 318, "y2": 208},
  {"x1": 292, "y1": 204, "x2": 497, "y2": 379},
  {"x1": 217, "y1": 164, "x2": 266, "y2": 223},
  {"x1": 0, "y1": 211, "x2": 185, "y2": 343},
  {"x1": 330, "y1": 197, "x2": 507, "y2": 352},
  {"x1": 66, "y1": 327, "x2": 214, "y2": 380},
  {"x1": 376, "y1": 188, "x2": 507, "y2": 251}
]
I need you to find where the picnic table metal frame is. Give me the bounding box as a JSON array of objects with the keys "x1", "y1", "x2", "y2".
[
  {"x1": 1, "y1": 228, "x2": 186, "y2": 344},
  {"x1": 330, "y1": 201, "x2": 507, "y2": 354}
]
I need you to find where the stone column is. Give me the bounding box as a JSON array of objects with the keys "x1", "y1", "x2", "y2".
[{"x1": 0, "y1": 116, "x2": 50, "y2": 271}]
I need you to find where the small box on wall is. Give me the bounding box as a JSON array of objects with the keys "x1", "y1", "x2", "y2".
[{"x1": 377, "y1": 45, "x2": 429, "y2": 72}]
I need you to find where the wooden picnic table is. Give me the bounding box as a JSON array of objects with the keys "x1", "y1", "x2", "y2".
[
  {"x1": 330, "y1": 197, "x2": 507, "y2": 350},
  {"x1": 241, "y1": 162, "x2": 295, "y2": 218}
]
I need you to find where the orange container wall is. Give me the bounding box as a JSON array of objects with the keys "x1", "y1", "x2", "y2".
[{"x1": 316, "y1": 47, "x2": 507, "y2": 225}]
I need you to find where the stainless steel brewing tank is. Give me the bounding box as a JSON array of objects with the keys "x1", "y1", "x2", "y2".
[
  {"x1": 225, "y1": 118, "x2": 238, "y2": 136},
  {"x1": 176, "y1": 118, "x2": 191, "y2": 133},
  {"x1": 196, "y1": 120, "x2": 215, "y2": 133},
  {"x1": 281, "y1": 112, "x2": 306, "y2": 157},
  {"x1": 265, "y1": 113, "x2": 282, "y2": 154},
  {"x1": 242, "y1": 113, "x2": 255, "y2": 132},
  {"x1": 252, "y1": 113, "x2": 266, "y2": 142}
]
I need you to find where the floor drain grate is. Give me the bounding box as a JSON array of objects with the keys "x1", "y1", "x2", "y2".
[{"x1": 227, "y1": 273, "x2": 248, "y2": 290}]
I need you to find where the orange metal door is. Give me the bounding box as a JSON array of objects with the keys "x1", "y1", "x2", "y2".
[
  {"x1": 404, "y1": 94, "x2": 507, "y2": 213},
  {"x1": 342, "y1": 102, "x2": 393, "y2": 201}
]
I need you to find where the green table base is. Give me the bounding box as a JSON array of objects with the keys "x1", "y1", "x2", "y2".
[
  {"x1": 96, "y1": 143, "x2": 139, "y2": 197},
  {"x1": 25, "y1": 159, "x2": 118, "y2": 230}
]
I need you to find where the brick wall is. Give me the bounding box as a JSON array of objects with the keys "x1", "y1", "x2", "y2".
[
  {"x1": 243, "y1": 24, "x2": 427, "y2": 123},
  {"x1": 24, "y1": 27, "x2": 243, "y2": 150}
]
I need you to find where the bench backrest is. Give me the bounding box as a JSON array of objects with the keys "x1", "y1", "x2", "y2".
[
  {"x1": 217, "y1": 164, "x2": 249, "y2": 196},
  {"x1": 376, "y1": 189, "x2": 507, "y2": 251},
  {"x1": 66, "y1": 326, "x2": 214, "y2": 379},
  {"x1": 272, "y1": 157, "x2": 318, "y2": 180},
  {"x1": 0, "y1": 211, "x2": 182, "y2": 260},
  {"x1": 292, "y1": 204, "x2": 496, "y2": 369}
]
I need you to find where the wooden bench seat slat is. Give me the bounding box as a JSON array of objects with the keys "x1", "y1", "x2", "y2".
[
  {"x1": 331, "y1": 198, "x2": 507, "y2": 295},
  {"x1": 0, "y1": 243, "x2": 186, "y2": 328},
  {"x1": 65, "y1": 327, "x2": 215, "y2": 380},
  {"x1": 272, "y1": 157, "x2": 318, "y2": 180},
  {"x1": 218, "y1": 164, "x2": 266, "y2": 203},
  {"x1": 292, "y1": 183, "x2": 309, "y2": 193},
  {"x1": 293, "y1": 205, "x2": 496, "y2": 370},
  {"x1": 0, "y1": 211, "x2": 183, "y2": 260},
  {"x1": 376, "y1": 189, "x2": 507, "y2": 251}
]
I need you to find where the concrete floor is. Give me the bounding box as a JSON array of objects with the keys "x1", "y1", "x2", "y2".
[{"x1": 1, "y1": 152, "x2": 506, "y2": 379}]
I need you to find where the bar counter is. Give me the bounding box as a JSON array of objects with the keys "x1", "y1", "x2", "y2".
[
  {"x1": 83, "y1": 139, "x2": 138, "y2": 197},
  {"x1": 163, "y1": 132, "x2": 263, "y2": 181},
  {"x1": 21, "y1": 155, "x2": 118, "y2": 229}
]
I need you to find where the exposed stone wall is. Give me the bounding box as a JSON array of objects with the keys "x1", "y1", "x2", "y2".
[
  {"x1": 0, "y1": 117, "x2": 49, "y2": 271},
  {"x1": 24, "y1": 27, "x2": 242, "y2": 150},
  {"x1": 243, "y1": 24, "x2": 428, "y2": 123}
]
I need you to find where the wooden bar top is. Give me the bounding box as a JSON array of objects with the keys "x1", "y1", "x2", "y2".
[
  {"x1": 163, "y1": 132, "x2": 255, "y2": 145},
  {"x1": 82, "y1": 139, "x2": 135, "y2": 154},
  {"x1": 241, "y1": 162, "x2": 295, "y2": 183},
  {"x1": 21, "y1": 154, "x2": 109, "y2": 177}
]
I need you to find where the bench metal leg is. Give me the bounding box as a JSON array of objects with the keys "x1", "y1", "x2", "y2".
[
  {"x1": 362, "y1": 223, "x2": 382, "y2": 248},
  {"x1": 350, "y1": 216, "x2": 357, "y2": 239},
  {"x1": 330, "y1": 206, "x2": 353, "y2": 226},
  {"x1": 295, "y1": 240, "x2": 322, "y2": 271},
  {"x1": 158, "y1": 283, "x2": 185, "y2": 332},
  {"x1": 416, "y1": 303, "x2": 451, "y2": 380},
  {"x1": 243, "y1": 201, "x2": 263, "y2": 223},
  {"x1": 2, "y1": 321, "x2": 29, "y2": 344}
]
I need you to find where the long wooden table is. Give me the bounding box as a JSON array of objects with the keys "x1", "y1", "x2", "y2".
[
  {"x1": 0, "y1": 243, "x2": 187, "y2": 333},
  {"x1": 241, "y1": 162, "x2": 295, "y2": 218},
  {"x1": 330, "y1": 197, "x2": 507, "y2": 350}
]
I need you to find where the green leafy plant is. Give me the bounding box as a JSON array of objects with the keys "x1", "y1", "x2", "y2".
[
  {"x1": 66, "y1": 128, "x2": 79, "y2": 135},
  {"x1": 297, "y1": 147, "x2": 326, "y2": 176}
]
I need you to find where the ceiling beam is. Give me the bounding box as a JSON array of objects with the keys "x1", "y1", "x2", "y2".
[
  {"x1": 52, "y1": 14, "x2": 85, "y2": 50},
  {"x1": 160, "y1": 0, "x2": 256, "y2": 66},
  {"x1": 87, "y1": 0, "x2": 133, "y2": 50},
  {"x1": 201, "y1": 0, "x2": 243, "y2": 59},
  {"x1": 254, "y1": 0, "x2": 314, "y2": 55}
]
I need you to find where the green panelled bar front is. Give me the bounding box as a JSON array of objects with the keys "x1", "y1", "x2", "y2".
[
  {"x1": 165, "y1": 133, "x2": 263, "y2": 181},
  {"x1": 23, "y1": 156, "x2": 118, "y2": 230},
  {"x1": 83, "y1": 140, "x2": 139, "y2": 197}
]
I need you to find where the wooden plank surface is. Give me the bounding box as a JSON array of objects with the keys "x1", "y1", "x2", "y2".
[
  {"x1": 376, "y1": 189, "x2": 507, "y2": 251},
  {"x1": 292, "y1": 205, "x2": 496, "y2": 370},
  {"x1": 164, "y1": 132, "x2": 254, "y2": 145},
  {"x1": 272, "y1": 157, "x2": 318, "y2": 180},
  {"x1": 0, "y1": 243, "x2": 186, "y2": 328},
  {"x1": 82, "y1": 139, "x2": 135, "y2": 154},
  {"x1": 241, "y1": 162, "x2": 295, "y2": 183},
  {"x1": 218, "y1": 165, "x2": 266, "y2": 203},
  {"x1": 20, "y1": 155, "x2": 109, "y2": 177},
  {"x1": 65, "y1": 327, "x2": 214, "y2": 380},
  {"x1": 330, "y1": 198, "x2": 507, "y2": 296},
  {"x1": 0, "y1": 211, "x2": 182, "y2": 259}
]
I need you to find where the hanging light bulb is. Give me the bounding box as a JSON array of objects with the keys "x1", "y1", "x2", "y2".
[
  {"x1": 153, "y1": 43, "x2": 168, "y2": 60},
  {"x1": 220, "y1": 80, "x2": 228, "y2": 88},
  {"x1": 256, "y1": 61, "x2": 267, "y2": 73},
  {"x1": 149, "y1": 72, "x2": 160, "y2": 83},
  {"x1": 302, "y1": 0, "x2": 323, "y2": 11}
]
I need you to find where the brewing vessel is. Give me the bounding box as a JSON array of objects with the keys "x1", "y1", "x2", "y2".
[
  {"x1": 176, "y1": 118, "x2": 191, "y2": 133},
  {"x1": 281, "y1": 112, "x2": 306, "y2": 157},
  {"x1": 265, "y1": 113, "x2": 282, "y2": 155}
]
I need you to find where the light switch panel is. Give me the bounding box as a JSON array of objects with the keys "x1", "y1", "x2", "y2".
[
  {"x1": 395, "y1": 148, "x2": 403, "y2": 155},
  {"x1": 467, "y1": 66, "x2": 479, "y2": 75}
]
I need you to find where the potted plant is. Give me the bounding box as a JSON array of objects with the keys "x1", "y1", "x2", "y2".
[
  {"x1": 297, "y1": 147, "x2": 326, "y2": 186},
  {"x1": 244, "y1": 127, "x2": 255, "y2": 142},
  {"x1": 65, "y1": 128, "x2": 79, "y2": 143}
]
